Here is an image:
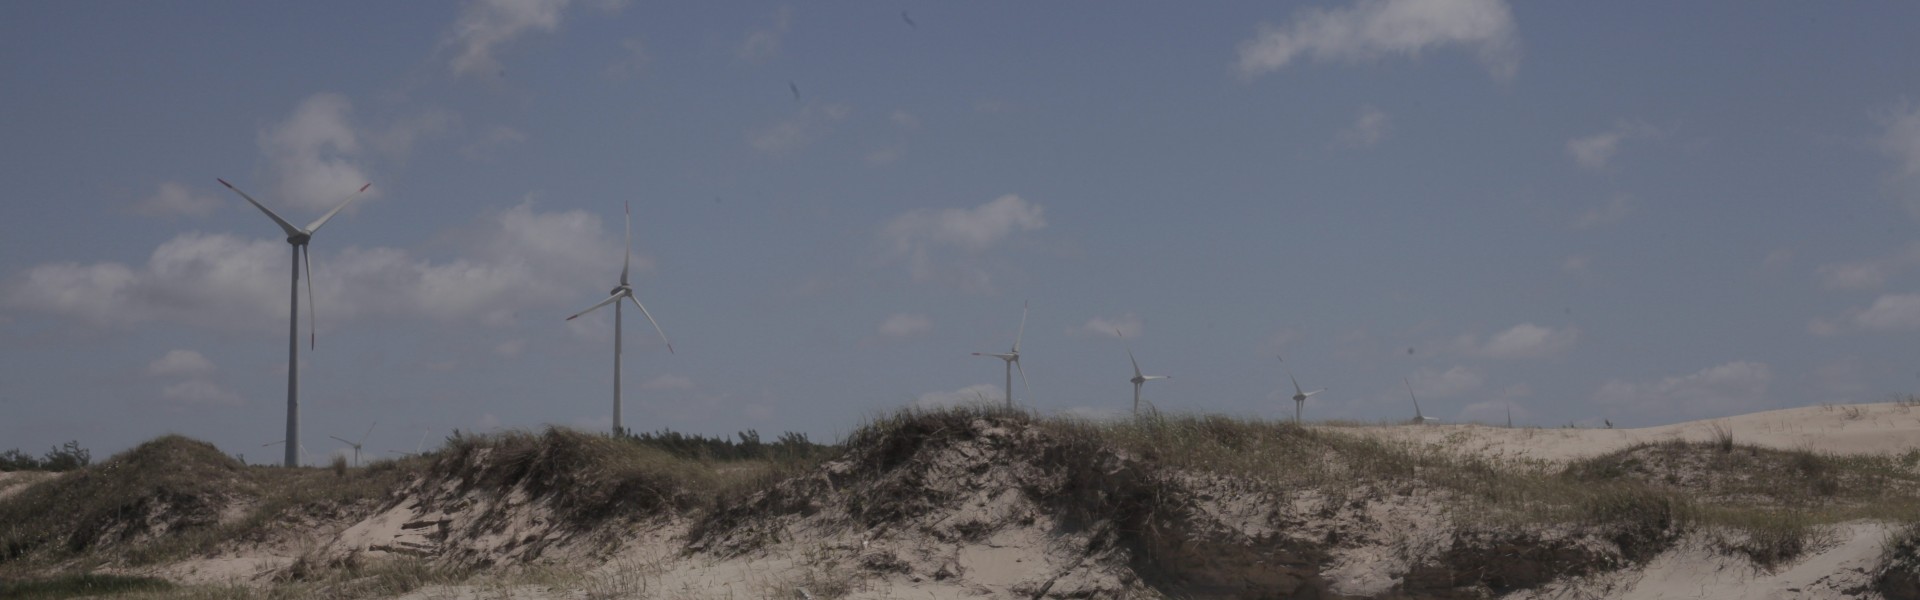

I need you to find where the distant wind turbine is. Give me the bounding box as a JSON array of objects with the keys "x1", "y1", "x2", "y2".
[
  {"x1": 971, "y1": 301, "x2": 1029, "y2": 409},
  {"x1": 220, "y1": 178, "x2": 371, "y2": 467},
  {"x1": 1405, "y1": 378, "x2": 1438, "y2": 424},
  {"x1": 261, "y1": 439, "x2": 311, "y2": 466},
  {"x1": 388, "y1": 428, "x2": 432, "y2": 458},
  {"x1": 1281, "y1": 356, "x2": 1325, "y2": 424},
  {"x1": 1119, "y1": 330, "x2": 1168, "y2": 415},
  {"x1": 566, "y1": 202, "x2": 672, "y2": 436},
  {"x1": 328, "y1": 422, "x2": 376, "y2": 467}
]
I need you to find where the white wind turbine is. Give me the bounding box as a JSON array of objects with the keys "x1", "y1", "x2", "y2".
[
  {"x1": 220, "y1": 178, "x2": 371, "y2": 468},
  {"x1": 1118, "y1": 331, "x2": 1168, "y2": 415},
  {"x1": 1405, "y1": 377, "x2": 1439, "y2": 424},
  {"x1": 566, "y1": 202, "x2": 672, "y2": 436},
  {"x1": 328, "y1": 422, "x2": 376, "y2": 467},
  {"x1": 1280, "y1": 356, "x2": 1325, "y2": 424},
  {"x1": 971, "y1": 301, "x2": 1030, "y2": 409}
]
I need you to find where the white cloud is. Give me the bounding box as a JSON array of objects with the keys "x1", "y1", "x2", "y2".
[
  {"x1": 1561, "y1": 255, "x2": 1591, "y2": 275},
  {"x1": 1336, "y1": 106, "x2": 1392, "y2": 148},
  {"x1": 1593, "y1": 361, "x2": 1773, "y2": 421},
  {"x1": 604, "y1": 36, "x2": 650, "y2": 80},
  {"x1": 749, "y1": 103, "x2": 851, "y2": 153},
  {"x1": 160, "y1": 379, "x2": 244, "y2": 408},
  {"x1": 1457, "y1": 323, "x2": 1578, "y2": 359},
  {"x1": 1567, "y1": 119, "x2": 1660, "y2": 170},
  {"x1": 259, "y1": 93, "x2": 379, "y2": 212},
  {"x1": 4, "y1": 202, "x2": 626, "y2": 332},
  {"x1": 1407, "y1": 366, "x2": 1483, "y2": 398},
  {"x1": 1575, "y1": 194, "x2": 1634, "y2": 229},
  {"x1": 1853, "y1": 293, "x2": 1920, "y2": 331},
  {"x1": 1080, "y1": 313, "x2": 1143, "y2": 339},
  {"x1": 146, "y1": 349, "x2": 216, "y2": 377},
  {"x1": 1879, "y1": 102, "x2": 1920, "y2": 217},
  {"x1": 736, "y1": 7, "x2": 792, "y2": 63},
  {"x1": 889, "y1": 109, "x2": 921, "y2": 130},
  {"x1": 912, "y1": 383, "x2": 1001, "y2": 410},
  {"x1": 446, "y1": 0, "x2": 571, "y2": 77},
  {"x1": 879, "y1": 194, "x2": 1046, "y2": 291},
  {"x1": 878, "y1": 313, "x2": 932, "y2": 337},
  {"x1": 640, "y1": 374, "x2": 694, "y2": 391},
  {"x1": 132, "y1": 182, "x2": 223, "y2": 217},
  {"x1": 1815, "y1": 242, "x2": 1920, "y2": 290},
  {"x1": 1236, "y1": 0, "x2": 1520, "y2": 81}
]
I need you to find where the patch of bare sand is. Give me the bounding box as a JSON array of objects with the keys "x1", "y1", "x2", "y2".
[
  {"x1": 1513, "y1": 521, "x2": 1891, "y2": 599},
  {"x1": 1340, "y1": 402, "x2": 1920, "y2": 464}
]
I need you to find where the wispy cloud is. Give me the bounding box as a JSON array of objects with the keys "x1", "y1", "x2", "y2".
[
  {"x1": 1575, "y1": 194, "x2": 1634, "y2": 229},
  {"x1": 1593, "y1": 361, "x2": 1773, "y2": 421},
  {"x1": 445, "y1": 0, "x2": 572, "y2": 77},
  {"x1": 879, "y1": 194, "x2": 1047, "y2": 292},
  {"x1": 131, "y1": 182, "x2": 224, "y2": 217},
  {"x1": 1815, "y1": 242, "x2": 1920, "y2": 290},
  {"x1": 1879, "y1": 101, "x2": 1920, "y2": 217},
  {"x1": 736, "y1": 6, "x2": 792, "y2": 63},
  {"x1": 749, "y1": 103, "x2": 850, "y2": 153},
  {"x1": 1453, "y1": 323, "x2": 1578, "y2": 359},
  {"x1": 1335, "y1": 106, "x2": 1392, "y2": 148},
  {"x1": 1567, "y1": 119, "x2": 1660, "y2": 170},
  {"x1": 877, "y1": 313, "x2": 932, "y2": 338},
  {"x1": 1079, "y1": 313, "x2": 1143, "y2": 339},
  {"x1": 146, "y1": 349, "x2": 216, "y2": 377},
  {"x1": 1236, "y1": 0, "x2": 1520, "y2": 81}
]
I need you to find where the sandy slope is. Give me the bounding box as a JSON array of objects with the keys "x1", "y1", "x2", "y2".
[{"x1": 1339, "y1": 401, "x2": 1920, "y2": 464}]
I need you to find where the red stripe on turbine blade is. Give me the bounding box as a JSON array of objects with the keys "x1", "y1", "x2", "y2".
[
  {"x1": 358, "y1": 183, "x2": 372, "y2": 192},
  {"x1": 666, "y1": 344, "x2": 674, "y2": 354},
  {"x1": 565, "y1": 315, "x2": 578, "y2": 321},
  {"x1": 218, "y1": 178, "x2": 233, "y2": 188}
]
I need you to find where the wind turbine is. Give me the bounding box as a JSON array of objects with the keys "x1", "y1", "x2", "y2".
[
  {"x1": 566, "y1": 202, "x2": 672, "y2": 436},
  {"x1": 388, "y1": 428, "x2": 432, "y2": 458},
  {"x1": 971, "y1": 301, "x2": 1029, "y2": 409},
  {"x1": 1405, "y1": 378, "x2": 1439, "y2": 424},
  {"x1": 1118, "y1": 331, "x2": 1168, "y2": 415},
  {"x1": 220, "y1": 178, "x2": 371, "y2": 468},
  {"x1": 1280, "y1": 356, "x2": 1325, "y2": 424},
  {"x1": 328, "y1": 422, "x2": 376, "y2": 467}
]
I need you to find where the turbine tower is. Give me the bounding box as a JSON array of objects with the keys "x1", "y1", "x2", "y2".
[
  {"x1": 1119, "y1": 331, "x2": 1168, "y2": 415},
  {"x1": 1281, "y1": 356, "x2": 1325, "y2": 424},
  {"x1": 566, "y1": 202, "x2": 672, "y2": 436},
  {"x1": 328, "y1": 421, "x2": 376, "y2": 467},
  {"x1": 220, "y1": 178, "x2": 370, "y2": 467},
  {"x1": 971, "y1": 301, "x2": 1029, "y2": 409}
]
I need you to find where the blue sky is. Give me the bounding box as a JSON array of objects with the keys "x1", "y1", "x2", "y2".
[{"x1": 4, "y1": 1, "x2": 1919, "y2": 463}]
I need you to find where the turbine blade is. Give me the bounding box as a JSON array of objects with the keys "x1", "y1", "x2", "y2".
[
  {"x1": 1013, "y1": 300, "x2": 1028, "y2": 352},
  {"x1": 565, "y1": 293, "x2": 623, "y2": 321},
  {"x1": 304, "y1": 182, "x2": 372, "y2": 234},
  {"x1": 618, "y1": 201, "x2": 633, "y2": 286},
  {"x1": 359, "y1": 421, "x2": 377, "y2": 445},
  {"x1": 303, "y1": 245, "x2": 317, "y2": 350},
  {"x1": 1291, "y1": 375, "x2": 1304, "y2": 396},
  {"x1": 1016, "y1": 359, "x2": 1031, "y2": 400},
  {"x1": 627, "y1": 294, "x2": 673, "y2": 354},
  {"x1": 1127, "y1": 349, "x2": 1142, "y2": 378},
  {"x1": 219, "y1": 178, "x2": 301, "y2": 237},
  {"x1": 328, "y1": 435, "x2": 353, "y2": 445}
]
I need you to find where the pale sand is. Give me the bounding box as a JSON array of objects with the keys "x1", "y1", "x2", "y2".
[{"x1": 1337, "y1": 401, "x2": 1920, "y2": 464}]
